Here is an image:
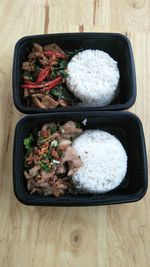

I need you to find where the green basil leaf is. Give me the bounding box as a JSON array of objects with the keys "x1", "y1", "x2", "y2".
[
  {"x1": 51, "y1": 125, "x2": 57, "y2": 133},
  {"x1": 51, "y1": 85, "x2": 77, "y2": 103},
  {"x1": 59, "y1": 70, "x2": 68, "y2": 78},
  {"x1": 58, "y1": 59, "x2": 68, "y2": 69},
  {"x1": 40, "y1": 161, "x2": 51, "y2": 172},
  {"x1": 24, "y1": 134, "x2": 34, "y2": 150},
  {"x1": 66, "y1": 48, "x2": 83, "y2": 59}
]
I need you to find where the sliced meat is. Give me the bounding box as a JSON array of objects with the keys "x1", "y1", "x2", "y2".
[
  {"x1": 24, "y1": 88, "x2": 30, "y2": 97},
  {"x1": 58, "y1": 99, "x2": 68, "y2": 107},
  {"x1": 22, "y1": 61, "x2": 35, "y2": 72},
  {"x1": 27, "y1": 178, "x2": 39, "y2": 191},
  {"x1": 50, "y1": 57, "x2": 58, "y2": 66},
  {"x1": 43, "y1": 186, "x2": 53, "y2": 196},
  {"x1": 61, "y1": 121, "x2": 83, "y2": 139},
  {"x1": 51, "y1": 132, "x2": 61, "y2": 140},
  {"x1": 33, "y1": 43, "x2": 43, "y2": 52},
  {"x1": 58, "y1": 139, "x2": 71, "y2": 151},
  {"x1": 25, "y1": 151, "x2": 34, "y2": 165},
  {"x1": 24, "y1": 170, "x2": 31, "y2": 179},
  {"x1": 36, "y1": 181, "x2": 49, "y2": 188},
  {"x1": 41, "y1": 123, "x2": 58, "y2": 133},
  {"x1": 40, "y1": 170, "x2": 55, "y2": 180},
  {"x1": 28, "y1": 51, "x2": 41, "y2": 61},
  {"x1": 42, "y1": 178, "x2": 68, "y2": 196},
  {"x1": 32, "y1": 94, "x2": 58, "y2": 109},
  {"x1": 51, "y1": 148, "x2": 59, "y2": 160},
  {"x1": 32, "y1": 93, "x2": 45, "y2": 98},
  {"x1": 52, "y1": 179, "x2": 68, "y2": 197},
  {"x1": 41, "y1": 123, "x2": 52, "y2": 131},
  {"x1": 28, "y1": 89, "x2": 38, "y2": 94},
  {"x1": 57, "y1": 164, "x2": 67, "y2": 175},
  {"x1": 27, "y1": 180, "x2": 33, "y2": 191},
  {"x1": 39, "y1": 56, "x2": 49, "y2": 66},
  {"x1": 23, "y1": 77, "x2": 32, "y2": 84},
  {"x1": 30, "y1": 187, "x2": 43, "y2": 195},
  {"x1": 28, "y1": 51, "x2": 49, "y2": 66},
  {"x1": 41, "y1": 95, "x2": 58, "y2": 108},
  {"x1": 29, "y1": 165, "x2": 40, "y2": 177},
  {"x1": 61, "y1": 146, "x2": 83, "y2": 176},
  {"x1": 32, "y1": 96, "x2": 46, "y2": 108},
  {"x1": 55, "y1": 182, "x2": 68, "y2": 190}
]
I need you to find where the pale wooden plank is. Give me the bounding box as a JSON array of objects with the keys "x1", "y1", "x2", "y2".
[{"x1": 0, "y1": 1, "x2": 149, "y2": 267}]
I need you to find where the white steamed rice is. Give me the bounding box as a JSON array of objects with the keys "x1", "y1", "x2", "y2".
[
  {"x1": 72, "y1": 130, "x2": 127, "y2": 193},
  {"x1": 67, "y1": 49, "x2": 120, "y2": 107}
]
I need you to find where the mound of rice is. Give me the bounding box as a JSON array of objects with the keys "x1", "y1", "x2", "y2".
[
  {"x1": 72, "y1": 130, "x2": 127, "y2": 193},
  {"x1": 67, "y1": 50, "x2": 120, "y2": 107}
]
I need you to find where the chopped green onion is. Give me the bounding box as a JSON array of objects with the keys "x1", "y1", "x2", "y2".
[
  {"x1": 51, "y1": 140, "x2": 58, "y2": 147},
  {"x1": 40, "y1": 161, "x2": 51, "y2": 172},
  {"x1": 52, "y1": 159, "x2": 60, "y2": 164},
  {"x1": 60, "y1": 127, "x2": 65, "y2": 133}
]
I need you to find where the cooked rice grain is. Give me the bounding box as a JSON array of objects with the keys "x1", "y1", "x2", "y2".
[
  {"x1": 72, "y1": 130, "x2": 127, "y2": 193},
  {"x1": 67, "y1": 50, "x2": 120, "y2": 107}
]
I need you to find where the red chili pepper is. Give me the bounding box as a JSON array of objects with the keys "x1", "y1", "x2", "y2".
[
  {"x1": 43, "y1": 50, "x2": 66, "y2": 59},
  {"x1": 36, "y1": 66, "x2": 50, "y2": 84},
  {"x1": 41, "y1": 76, "x2": 62, "y2": 92},
  {"x1": 42, "y1": 76, "x2": 62, "y2": 87},
  {"x1": 21, "y1": 76, "x2": 62, "y2": 89},
  {"x1": 21, "y1": 83, "x2": 39, "y2": 89}
]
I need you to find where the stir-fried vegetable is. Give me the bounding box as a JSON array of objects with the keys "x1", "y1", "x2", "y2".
[
  {"x1": 40, "y1": 161, "x2": 51, "y2": 172},
  {"x1": 21, "y1": 43, "x2": 82, "y2": 109},
  {"x1": 51, "y1": 84, "x2": 78, "y2": 103},
  {"x1": 24, "y1": 121, "x2": 83, "y2": 197},
  {"x1": 24, "y1": 134, "x2": 33, "y2": 150}
]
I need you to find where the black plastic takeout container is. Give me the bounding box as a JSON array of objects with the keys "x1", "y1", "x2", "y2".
[
  {"x1": 12, "y1": 32, "x2": 136, "y2": 114},
  {"x1": 13, "y1": 111, "x2": 147, "y2": 206}
]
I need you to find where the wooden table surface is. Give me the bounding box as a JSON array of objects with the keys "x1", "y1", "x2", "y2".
[{"x1": 0, "y1": 1, "x2": 149, "y2": 266}]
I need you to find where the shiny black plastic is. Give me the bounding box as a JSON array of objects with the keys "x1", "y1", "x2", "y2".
[
  {"x1": 12, "y1": 33, "x2": 136, "y2": 113},
  {"x1": 13, "y1": 112, "x2": 147, "y2": 206}
]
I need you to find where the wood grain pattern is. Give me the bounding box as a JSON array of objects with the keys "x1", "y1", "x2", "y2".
[{"x1": 0, "y1": 0, "x2": 149, "y2": 266}]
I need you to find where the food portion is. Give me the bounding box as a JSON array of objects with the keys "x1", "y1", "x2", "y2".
[
  {"x1": 72, "y1": 130, "x2": 127, "y2": 193},
  {"x1": 23, "y1": 122, "x2": 128, "y2": 197},
  {"x1": 21, "y1": 43, "x2": 80, "y2": 108},
  {"x1": 67, "y1": 50, "x2": 120, "y2": 107},
  {"x1": 21, "y1": 44, "x2": 120, "y2": 108},
  {"x1": 23, "y1": 121, "x2": 83, "y2": 197}
]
